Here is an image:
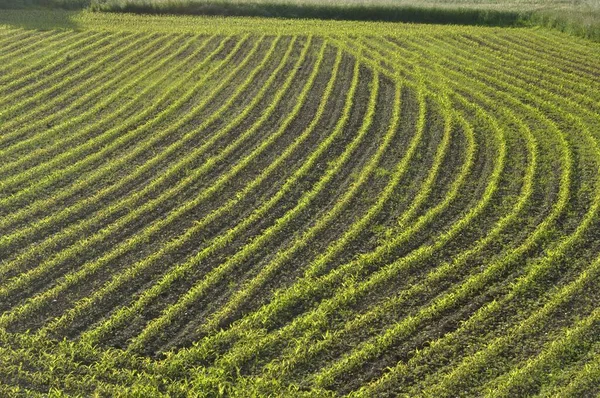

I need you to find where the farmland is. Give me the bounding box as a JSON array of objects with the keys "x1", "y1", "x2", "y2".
[{"x1": 1, "y1": 9, "x2": 600, "y2": 397}]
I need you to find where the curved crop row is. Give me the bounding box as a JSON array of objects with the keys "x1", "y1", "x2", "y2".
[{"x1": 0, "y1": 17, "x2": 599, "y2": 397}]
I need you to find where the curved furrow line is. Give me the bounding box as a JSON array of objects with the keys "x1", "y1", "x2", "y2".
[
  {"x1": 295, "y1": 105, "x2": 530, "y2": 394},
  {"x1": 0, "y1": 35, "x2": 260, "y2": 304},
  {"x1": 198, "y1": 70, "x2": 401, "y2": 336},
  {"x1": 0, "y1": 34, "x2": 180, "y2": 178},
  {"x1": 421, "y1": 29, "x2": 600, "y2": 148},
  {"x1": 168, "y1": 38, "x2": 474, "y2": 378},
  {"x1": 0, "y1": 31, "x2": 122, "y2": 106},
  {"x1": 0, "y1": 30, "x2": 71, "y2": 69},
  {"x1": 91, "y1": 44, "x2": 353, "y2": 353},
  {"x1": 316, "y1": 38, "x2": 460, "y2": 260},
  {"x1": 482, "y1": 261, "x2": 600, "y2": 396},
  {"x1": 0, "y1": 32, "x2": 141, "y2": 152},
  {"x1": 0, "y1": 36, "x2": 279, "y2": 255},
  {"x1": 123, "y1": 46, "x2": 368, "y2": 355},
  {"x1": 374, "y1": 256, "x2": 599, "y2": 398},
  {"x1": 354, "y1": 33, "x2": 564, "y2": 380},
  {"x1": 0, "y1": 34, "x2": 206, "y2": 247},
  {"x1": 420, "y1": 258, "x2": 600, "y2": 397},
  {"x1": 0, "y1": 33, "x2": 131, "y2": 148},
  {"x1": 0, "y1": 30, "x2": 68, "y2": 62},
  {"x1": 0, "y1": 35, "x2": 307, "y2": 332},
  {"x1": 74, "y1": 41, "x2": 347, "y2": 352},
  {"x1": 412, "y1": 30, "x2": 595, "y2": 218},
  {"x1": 0, "y1": 31, "x2": 103, "y2": 93},
  {"x1": 0, "y1": 35, "x2": 251, "y2": 291},
  {"x1": 542, "y1": 341, "x2": 600, "y2": 395},
  {"x1": 295, "y1": 79, "x2": 429, "y2": 279},
  {"x1": 551, "y1": 345, "x2": 600, "y2": 397},
  {"x1": 467, "y1": 34, "x2": 600, "y2": 103},
  {"x1": 251, "y1": 45, "x2": 540, "y2": 385},
  {"x1": 0, "y1": 25, "x2": 597, "y2": 396},
  {"x1": 296, "y1": 37, "x2": 568, "y2": 394},
  {"x1": 430, "y1": 32, "x2": 600, "y2": 220},
  {"x1": 462, "y1": 34, "x2": 600, "y2": 107},
  {"x1": 307, "y1": 91, "x2": 505, "y2": 391},
  {"x1": 339, "y1": 39, "x2": 489, "y2": 231},
  {"x1": 209, "y1": 34, "x2": 476, "y2": 338},
  {"x1": 233, "y1": 83, "x2": 459, "y2": 385},
  {"x1": 354, "y1": 38, "x2": 594, "y2": 393},
  {"x1": 342, "y1": 29, "x2": 572, "y2": 378},
  {"x1": 358, "y1": 37, "x2": 492, "y2": 232},
  {"x1": 0, "y1": 34, "x2": 211, "y2": 240},
  {"x1": 0, "y1": 31, "x2": 524, "y2": 392},
  {"x1": 152, "y1": 69, "x2": 417, "y2": 379},
  {"x1": 348, "y1": 144, "x2": 562, "y2": 395},
  {"x1": 502, "y1": 30, "x2": 600, "y2": 77},
  {"x1": 401, "y1": 31, "x2": 600, "y2": 393},
  {"x1": 0, "y1": 31, "x2": 151, "y2": 139},
  {"x1": 51, "y1": 42, "x2": 328, "y2": 354},
  {"x1": 0, "y1": 28, "x2": 37, "y2": 51},
  {"x1": 407, "y1": 28, "x2": 592, "y2": 245},
  {"x1": 197, "y1": 81, "x2": 477, "y2": 384},
  {"x1": 526, "y1": 28, "x2": 600, "y2": 57},
  {"x1": 30, "y1": 35, "x2": 305, "y2": 339},
  {"x1": 0, "y1": 35, "x2": 244, "y2": 220},
  {"x1": 66, "y1": 40, "x2": 340, "y2": 347},
  {"x1": 405, "y1": 117, "x2": 599, "y2": 396}
]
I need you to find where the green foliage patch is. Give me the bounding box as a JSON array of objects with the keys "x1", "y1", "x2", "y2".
[{"x1": 0, "y1": 10, "x2": 599, "y2": 397}]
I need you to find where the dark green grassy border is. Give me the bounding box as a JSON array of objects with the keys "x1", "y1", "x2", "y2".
[
  {"x1": 0, "y1": 0, "x2": 89, "y2": 9},
  {"x1": 92, "y1": 1, "x2": 527, "y2": 27},
  {"x1": 1, "y1": 0, "x2": 598, "y2": 41},
  {"x1": 105, "y1": 2, "x2": 600, "y2": 41}
]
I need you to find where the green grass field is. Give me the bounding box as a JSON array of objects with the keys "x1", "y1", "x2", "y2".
[
  {"x1": 1, "y1": 8, "x2": 600, "y2": 397},
  {"x1": 3, "y1": 0, "x2": 600, "y2": 40}
]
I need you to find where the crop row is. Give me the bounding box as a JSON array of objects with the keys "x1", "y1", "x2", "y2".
[{"x1": 0, "y1": 20, "x2": 598, "y2": 396}]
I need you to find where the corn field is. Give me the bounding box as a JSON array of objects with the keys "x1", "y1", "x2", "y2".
[{"x1": 0, "y1": 11, "x2": 599, "y2": 397}]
